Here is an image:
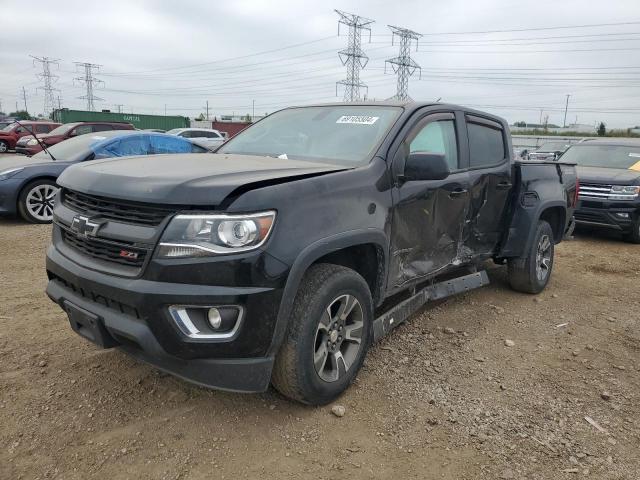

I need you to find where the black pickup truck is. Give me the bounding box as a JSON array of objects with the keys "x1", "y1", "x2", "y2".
[{"x1": 45, "y1": 102, "x2": 578, "y2": 405}]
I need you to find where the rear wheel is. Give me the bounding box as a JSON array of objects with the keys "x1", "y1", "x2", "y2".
[
  {"x1": 18, "y1": 179, "x2": 59, "y2": 223},
  {"x1": 272, "y1": 264, "x2": 373, "y2": 405},
  {"x1": 508, "y1": 220, "x2": 555, "y2": 294},
  {"x1": 0, "y1": 140, "x2": 8, "y2": 153}
]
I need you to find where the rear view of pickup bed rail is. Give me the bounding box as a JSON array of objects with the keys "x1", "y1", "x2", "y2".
[{"x1": 46, "y1": 101, "x2": 578, "y2": 404}]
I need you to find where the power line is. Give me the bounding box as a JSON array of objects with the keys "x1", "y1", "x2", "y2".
[
  {"x1": 385, "y1": 26, "x2": 423, "y2": 100},
  {"x1": 74, "y1": 62, "x2": 104, "y2": 111},
  {"x1": 335, "y1": 9, "x2": 375, "y2": 102},
  {"x1": 30, "y1": 55, "x2": 60, "y2": 116}
]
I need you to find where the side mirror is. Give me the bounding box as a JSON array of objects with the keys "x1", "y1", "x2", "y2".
[{"x1": 404, "y1": 152, "x2": 450, "y2": 181}]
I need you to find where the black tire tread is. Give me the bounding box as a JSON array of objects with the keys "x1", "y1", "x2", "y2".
[
  {"x1": 508, "y1": 220, "x2": 554, "y2": 294},
  {"x1": 271, "y1": 263, "x2": 369, "y2": 404}
]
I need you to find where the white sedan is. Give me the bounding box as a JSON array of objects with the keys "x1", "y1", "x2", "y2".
[{"x1": 167, "y1": 128, "x2": 225, "y2": 151}]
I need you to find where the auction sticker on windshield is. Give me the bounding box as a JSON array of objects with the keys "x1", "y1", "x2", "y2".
[{"x1": 336, "y1": 115, "x2": 379, "y2": 125}]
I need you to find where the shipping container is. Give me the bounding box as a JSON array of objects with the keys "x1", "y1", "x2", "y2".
[{"x1": 51, "y1": 109, "x2": 190, "y2": 131}]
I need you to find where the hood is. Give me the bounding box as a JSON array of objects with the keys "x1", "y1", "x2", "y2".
[
  {"x1": 57, "y1": 153, "x2": 350, "y2": 205},
  {"x1": 576, "y1": 166, "x2": 640, "y2": 185},
  {"x1": 0, "y1": 155, "x2": 60, "y2": 171}
]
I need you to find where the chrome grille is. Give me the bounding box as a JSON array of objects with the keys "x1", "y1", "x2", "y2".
[{"x1": 578, "y1": 183, "x2": 612, "y2": 199}]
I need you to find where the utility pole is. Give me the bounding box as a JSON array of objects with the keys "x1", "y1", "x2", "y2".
[
  {"x1": 164, "y1": 104, "x2": 167, "y2": 116},
  {"x1": 30, "y1": 55, "x2": 60, "y2": 117},
  {"x1": 115, "y1": 104, "x2": 124, "y2": 113},
  {"x1": 205, "y1": 100, "x2": 209, "y2": 120},
  {"x1": 57, "y1": 95, "x2": 62, "y2": 110},
  {"x1": 563, "y1": 94, "x2": 571, "y2": 128},
  {"x1": 74, "y1": 62, "x2": 104, "y2": 111},
  {"x1": 252, "y1": 100, "x2": 255, "y2": 120},
  {"x1": 22, "y1": 87, "x2": 28, "y2": 112},
  {"x1": 539, "y1": 109, "x2": 544, "y2": 125},
  {"x1": 335, "y1": 9, "x2": 375, "y2": 102},
  {"x1": 385, "y1": 26, "x2": 423, "y2": 101}
]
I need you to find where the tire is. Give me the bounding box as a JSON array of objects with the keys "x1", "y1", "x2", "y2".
[
  {"x1": 272, "y1": 263, "x2": 373, "y2": 405},
  {"x1": 0, "y1": 140, "x2": 8, "y2": 153},
  {"x1": 622, "y1": 216, "x2": 640, "y2": 244},
  {"x1": 18, "y1": 179, "x2": 59, "y2": 224},
  {"x1": 507, "y1": 220, "x2": 555, "y2": 294}
]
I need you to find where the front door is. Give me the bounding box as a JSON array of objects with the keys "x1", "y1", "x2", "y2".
[{"x1": 389, "y1": 111, "x2": 470, "y2": 290}]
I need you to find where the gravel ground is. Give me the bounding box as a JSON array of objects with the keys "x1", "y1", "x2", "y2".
[{"x1": 0, "y1": 219, "x2": 638, "y2": 480}]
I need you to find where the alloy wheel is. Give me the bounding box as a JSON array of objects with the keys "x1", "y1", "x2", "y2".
[
  {"x1": 0, "y1": 141, "x2": 7, "y2": 153},
  {"x1": 25, "y1": 183, "x2": 58, "y2": 222},
  {"x1": 535, "y1": 234, "x2": 552, "y2": 281},
  {"x1": 313, "y1": 294, "x2": 364, "y2": 383}
]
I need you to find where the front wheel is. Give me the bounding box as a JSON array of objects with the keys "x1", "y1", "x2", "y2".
[
  {"x1": 507, "y1": 220, "x2": 555, "y2": 294},
  {"x1": 18, "y1": 179, "x2": 59, "y2": 223},
  {"x1": 0, "y1": 140, "x2": 8, "y2": 153},
  {"x1": 622, "y1": 216, "x2": 640, "y2": 244},
  {"x1": 272, "y1": 264, "x2": 373, "y2": 405}
]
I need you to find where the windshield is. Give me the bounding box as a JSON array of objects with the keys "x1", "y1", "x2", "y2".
[
  {"x1": 166, "y1": 128, "x2": 182, "y2": 135},
  {"x1": 561, "y1": 144, "x2": 640, "y2": 169},
  {"x1": 1, "y1": 123, "x2": 17, "y2": 132},
  {"x1": 218, "y1": 105, "x2": 402, "y2": 165},
  {"x1": 536, "y1": 142, "x2": 569, "y2": 152},
  {"x1": 47, "y1": 123, "x2": 77, "y2": 136}
]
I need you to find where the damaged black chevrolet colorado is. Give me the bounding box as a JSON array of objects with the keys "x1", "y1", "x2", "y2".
[{"x1": 46, "y1": 102, "x2": 578, "y2": 405}]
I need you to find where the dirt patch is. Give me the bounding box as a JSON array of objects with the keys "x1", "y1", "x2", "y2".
[{"x1": 0, "y1": 220, "x2": 638, "y2": 479}]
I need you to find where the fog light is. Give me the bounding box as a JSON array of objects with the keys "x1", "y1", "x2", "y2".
[
  {"x1": 207, "y1": 308, "x2": 222, "y2": 329},
  {"x1": 615, "y1": 212, "x2": 630, "y2": 218}
]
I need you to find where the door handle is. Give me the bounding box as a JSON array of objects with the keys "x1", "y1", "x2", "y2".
[
  {"x1": 496, "y1": 182, "x2": 512, "y2": 190},
  {"x1": 448, "y1": 188, "x2": 468, "y2": 198}
]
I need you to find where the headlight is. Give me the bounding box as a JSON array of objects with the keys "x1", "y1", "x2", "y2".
[
  {"x1": 26, "y1": 139, "x2": 39, "y2": 146},
  {"x1": 157, "y1": 210, "x2": 276, "y2": 258},
  {"x1": 609, "y1": 185, "x2": 639, "y2": 200},
  {"x1": 0, "y1": 167, "x2": 24, "y2": 181}
]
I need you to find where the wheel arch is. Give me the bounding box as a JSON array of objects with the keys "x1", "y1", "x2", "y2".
[
  {"x1": 16, "y1": 175, "x2": 60, "y2": 217},
  {"x1": 266, "y1": 229, "x2": 388, "y2": 356}
]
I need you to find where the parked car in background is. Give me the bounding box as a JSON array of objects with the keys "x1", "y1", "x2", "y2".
[
  {"x1": 46, "y1": 102, "x2": 577, "y2": 404},
  {"x1": 0, "y1": 120, "x2": 14, "y2": 130},
  {"x1": 167, "y1": 127, "x2": 225, "y2": 150},
  {"x1": 0, "y1": 121, "x2": 61, "y2": 153},
  {"x1": 143, "y1": 128, "x2": 166, "y2": 133},
  {"x1": 565, "y1": 138, "x2": 640, "y2": 243},
  {"x1": 0, "y1": 131, "x2": 208, "y2": 223},
  {"x1": 526, "y1": 142, "x2": 571, "y2": 161},
  {"x1": 15, "y1": 121, "x2": 135, "y2": 156}
]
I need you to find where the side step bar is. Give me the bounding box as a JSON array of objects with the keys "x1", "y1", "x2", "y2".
[{"x1": 372, "y1": 270, "x2": 490, "y2": 342}]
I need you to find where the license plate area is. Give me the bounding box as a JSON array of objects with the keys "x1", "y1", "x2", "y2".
[{"x1": 64, "y1": 300, "x2": 119, "y2": 348}]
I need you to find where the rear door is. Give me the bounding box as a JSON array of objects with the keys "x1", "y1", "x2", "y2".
[
  {"x1": 463, "y1": 114, "x2": 513, "y2": 256},
  {"x1": 388, "y1": 110, "x2": 471, "y2": 289}
]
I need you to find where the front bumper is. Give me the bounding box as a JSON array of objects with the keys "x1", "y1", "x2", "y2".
[
  {"x1": 0, "y1": 178, "x2": 21, "y2": 216},
  {"x1": 45, "y1": 241, "x2": 289, "y2": 393},
  {"x1": 575, "y1": 199, "x2": 638, "y2": 232}
]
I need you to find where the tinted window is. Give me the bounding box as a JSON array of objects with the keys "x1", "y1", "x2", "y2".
[
  {"x1": 35, "y1": 124, "x2": 50, "y2": 133},
  {"x1": 202, "y1": 131, "x2": 221, "y2": 138},
  {"x1": 93, "y1": 124, "x2": 113, "y2": 132},
  {"x1": 409, "y1": 120, "x2": 458, "y2": 170},
  {"x1": 468, "y1": 122, "x2": 505, "y2": 167},
  {"x1": 73, "y1": 125, "x2": 93, "y2": 136},
  {"x1": 178, "y1": 131, "x2": 192, "y2": 138}
]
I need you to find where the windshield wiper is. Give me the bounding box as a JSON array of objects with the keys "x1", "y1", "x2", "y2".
[{"x1": 14, "y1": 120, "x2": 56, "y2": 161}]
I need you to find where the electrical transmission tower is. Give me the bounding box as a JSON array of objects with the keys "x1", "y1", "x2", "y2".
[
  {"x1": 335, "y1": 9, "x2": 374, "y2": 102},
  {"x1": 74, "y1": 62, "x2": 104, "y2": 111},
  {"x1": 30, "y1": 56, "x2": 60, "y2": 116},
  {"x1": 385, "y1": 26, "x2": 423, "y2": 101}
]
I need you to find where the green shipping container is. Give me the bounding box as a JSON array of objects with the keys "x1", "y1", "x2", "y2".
[{"x1": 51, "y1": 109, "x2": 190, "y2": 131}]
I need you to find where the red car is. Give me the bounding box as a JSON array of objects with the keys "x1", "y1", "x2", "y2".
[
  {"x1": 14, "y1": 121, "x2": 135, "y2": 155},
  {"x1": 0, "y1": 121, "x2": 60, "y2": 153}
]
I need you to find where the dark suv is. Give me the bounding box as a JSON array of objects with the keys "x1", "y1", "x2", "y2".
[
  {"x1": 15, "y1": 122, "x2": 135, "y2": 155},
  {"x1": 566, "y1": 138, "x2": 640, "y2": 242}
]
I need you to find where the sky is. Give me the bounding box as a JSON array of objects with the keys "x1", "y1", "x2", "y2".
[{"x1": 1, "y1": 0, "x2": 640, "y2": 128}]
